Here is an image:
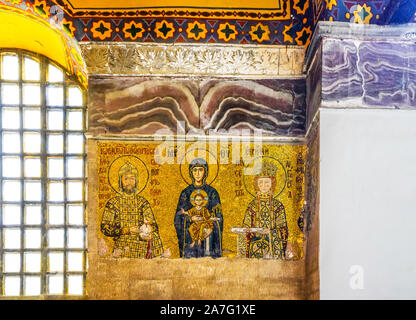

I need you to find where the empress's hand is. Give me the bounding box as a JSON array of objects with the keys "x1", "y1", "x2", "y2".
[
  {"x1": 111, "y1": 248, "x2": 123, "y2": 258},
  {"x1": 285, "y1": 242, "x2": 296, "y2": 260}
]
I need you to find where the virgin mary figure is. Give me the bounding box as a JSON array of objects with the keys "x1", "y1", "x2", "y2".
[{"x1": 174, "y1": 158, "x2": 223, "y2": 258}]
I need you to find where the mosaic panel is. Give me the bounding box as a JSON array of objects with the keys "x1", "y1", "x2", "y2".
[{"x1": 95, "y1": 141, "x2": 306, "y2": 260}]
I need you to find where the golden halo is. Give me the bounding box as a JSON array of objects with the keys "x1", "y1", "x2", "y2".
[
  {"x1": 179, "y1": 148, "x2": 219, "y2": 185},
  {"x1": 107, "y1": 155, "x2": 149, "y2": 195},
  {"x1": 190, "y1": 189, "x2": 209, "y2": 207},
  {"x1": 242, "y1": 156, "x2": 287, "y2": 198}
]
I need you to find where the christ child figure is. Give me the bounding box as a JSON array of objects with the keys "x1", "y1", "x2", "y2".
[{"x1": 181, "y1": 190, "x2": 213, "y2": 247}]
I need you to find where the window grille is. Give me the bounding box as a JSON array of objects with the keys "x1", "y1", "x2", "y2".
[{"x1": 0, "y1": 49, "x2": 87, "y2": 297}]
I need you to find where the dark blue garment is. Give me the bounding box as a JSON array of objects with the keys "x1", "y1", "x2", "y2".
[{"x1": 174, "y1": 183, "x2": 223, "y2": 258}]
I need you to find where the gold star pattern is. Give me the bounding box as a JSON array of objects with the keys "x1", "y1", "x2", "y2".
[
  {"x1": 295, "y1": 26, "x2": 312, "y2": 47},
  {"x1": 33, "y1": 0, "x2": 50, "y2": 19},
  {"x1": 217, "y1": 22, "x2": 238, "y2": 42},
  {"x1": 186, "y1": 21, "x2": 208, "y2": 41},
  {"x1": 155, "y1": 20, "x2": 175, "y2": 40},
  {"x1": 91, "y1": 21, "x2": 113, "y2": 40},
  {"x1": 283, "y1": 23, "x2": 293, "y2": 43},
  {"x1": 61, "y1": 18, "x2": 76, "y2": 38},
  {"x1": 123, "y1": 21, "x2": 144, "y2": 40},
  {"x1": 293, "y1": 0, "x2": 310, "y2": 15},
  {"x1": 353, "y1": 4, "x2": 373, "y2": 24},
  {"x1": 249, "y1": 23, "x2": 270, "y2": 43},
  {"x1": 326, "y1": 0, "x2": 337, "y2": 11}
]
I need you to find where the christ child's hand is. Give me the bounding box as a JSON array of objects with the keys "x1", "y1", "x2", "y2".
[{"x1": 191, "y1": 215, "x2": 203, "y2": 222}]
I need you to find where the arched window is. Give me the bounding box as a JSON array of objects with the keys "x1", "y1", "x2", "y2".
[{"x1": 0, "y1": 49, "x2": 86, "y2": 297}]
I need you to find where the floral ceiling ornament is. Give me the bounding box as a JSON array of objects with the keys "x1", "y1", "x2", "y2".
[
  {"x1": 325, "y1": 0, "x2": 337, "y2": 11},
  {"x1": 155, "y1": 20, "x2": 175, "y2": 40},
  {"x1": 293, "y1": 0, "x2": 310, "y2": 15},
  {"x1": 249, "y1": 23, "x2": 271, "y2": 43},
  {"x1": 123, "y1": 21, "x2": 144, "y2": 41},
  {"x1": 61, "y1": 17, "x2": 76, "y2": 37},
  {"x1": 33, "y1": 0, "x2": 50, "y2": 19},
  {"x1": 295, "y1": 26, "x2": 312, "y2": 47},
  {"x1": 186, "y1": 21, "x2": 208, "y2": 41},
  {"x1": 92, "y1": 20, "x2": 113, "y2": 40},
  {"x1": 353, "y1": 3, "x2": 373, "y2": 24},
  {"x1": 217, "y1": 22, "x2": 238, "y2": 42},
  {"x1": 283, "y1": 23, "x2": 294, "y2": 43}
]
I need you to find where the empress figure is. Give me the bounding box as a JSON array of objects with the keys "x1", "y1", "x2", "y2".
[{"x1": 242, "y1": 162, "x2": 288, "y2": 259}]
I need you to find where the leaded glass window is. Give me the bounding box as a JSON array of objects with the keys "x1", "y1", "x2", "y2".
[{"x1": 0, "y1": 50, "x2": 87, "y2": 297}]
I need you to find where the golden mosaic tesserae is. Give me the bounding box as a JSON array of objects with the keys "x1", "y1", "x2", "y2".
[{"x1": 96, "y1": 142, "x2": 306, "y2": 260}]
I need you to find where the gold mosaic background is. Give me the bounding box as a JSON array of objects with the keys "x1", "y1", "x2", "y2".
[{"x1": 96, "y1": 141, "x2": 306, "y2": 259}]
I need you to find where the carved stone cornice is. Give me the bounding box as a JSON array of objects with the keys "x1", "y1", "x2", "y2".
[{"x1": 79, "y1": 42, "x2": 304, "y2": 77}]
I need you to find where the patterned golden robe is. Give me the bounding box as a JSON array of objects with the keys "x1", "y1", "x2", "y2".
[
  {"x1": 101, "y1": 193, "x2": 163, "y2": 258},
  {"x1": 242, "y1": 195, "x2": 288, "y2": 259},
  {"x1": 187, "y1": 206, "x2": 214, "y2": 243}
]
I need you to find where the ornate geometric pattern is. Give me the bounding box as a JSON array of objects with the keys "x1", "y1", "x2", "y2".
[
  {"x1": 323, "y1": 0, "x2": 397, "y2": 24},
  {"x1": 52, "y1": 0, "x2": 289, "y2": 21},
  {"x1": 46, "y1": 0, "x2": 313, "y2": 46},
  {"x1": 6, "y1": 0, "x2": 414, "y2": 51},
  {"x1": 353, "y1": 3, "x2": 373, "y2": 24},
  {"x1": 249, "y1": 23, "x2": 271, "y2": 43},
  {"x1": 186, "y1": 21, "x2": 208, "y2": 41},
  {"x1": 91, "y1": 20, "x2": 112, "y2": 40},
  {"x1": 123, "y1": 21, "x2": 144, "y2": 41}
]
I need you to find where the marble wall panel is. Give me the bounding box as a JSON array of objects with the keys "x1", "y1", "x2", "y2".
[
  {"x1": 304, "y1": 117, "x2": 320, "y2": 300},
  {"x1": 320, "y1": 38, "x2": 416, "y2": 108},
  {"x1": 88, "y1": 77, "x2": 307, "y2": 137},
  {"x1": 359, "y1": 41, "x2": 416, "y2": 107},
  {"x1": 306, "y1": 44, "x2": 322, "y2": 128}
]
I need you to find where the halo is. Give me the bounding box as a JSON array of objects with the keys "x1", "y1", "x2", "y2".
[
  {"x1": 190, "y1": 189, "x2": 209, "y2": 207},
  {"x1": 242, "y1": 156, "x2": 287, "y2": 198},
  {"x1": 179, "y1": 148, "x2": 219, "y2": 185},
  {"x1": 107, "y1": 155, "x2": 149, "y2": 195}
]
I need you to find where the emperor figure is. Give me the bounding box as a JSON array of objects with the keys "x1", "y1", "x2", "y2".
[
  {"x1": 101, "y1": 161, "x2": 164, "y2": 258},
  {"x1": 242, "y1": 161, "x2": 288, "y2": 259},
  {"x1": 174, "y1": 158, "x2": 223, "y2": 258}
]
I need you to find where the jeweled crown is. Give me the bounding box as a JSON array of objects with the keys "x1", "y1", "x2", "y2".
[
  {"x1": 118, "y1": 161, "x2": 138, "y2": 177},
  {"x1": 259, "y1": 161, "x2": 277, "y2": 177}
]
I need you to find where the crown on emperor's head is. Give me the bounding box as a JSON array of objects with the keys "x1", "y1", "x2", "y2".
[
  {"x1": 259, "y1": 161, "x2": 277, "y2": 177},
  {"x1": 118, "y1": 161, "x2": 138, "y2": 177}
]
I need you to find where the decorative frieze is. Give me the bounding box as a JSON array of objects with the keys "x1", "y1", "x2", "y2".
[{"x1": 80, "y1": 42, "x2": 305, "y2": 77}]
